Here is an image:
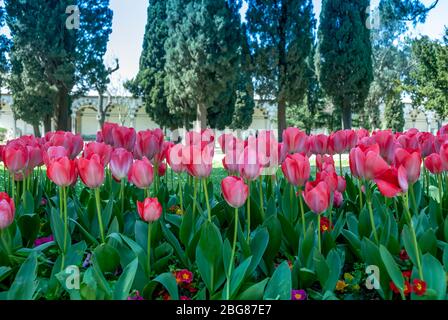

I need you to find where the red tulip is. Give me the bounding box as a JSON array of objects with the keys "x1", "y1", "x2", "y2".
[
  {"x1": 303, "y1": 181, "x2": 330, "y2": 214},
  {"x1": 137, "y1": 198, "x2": 162, "y2": 222},
  {"x1": 328, "y1": 130, "x2": 347, "y2": 154},
  {"x1": 0, "y1": 192, "x2": 15, "y2": 230},
  {"x1": 316, "y1": 171, "x2": 338, "y2": 193},
  {"x1": 2, "y1": 142, "x2": 29, "y2": 173},
  {"x1": 128, "y1": 157, "x2": 154, "y2": 189},
  {"x1": 182, "y1": 144, "x2": 213, "y2": 178},
  {"x1": 83, "y1": 142, "x2": 113, "y2": 166},
  {"x1": 417, "y1": 132, "x2": 435, "y2": 158},
  {"x1": 424, "y1": 153, "x2": 443, "y2": 174},
  {"x1": 309, "y1": 134, "x2": 328, "y2": 155},
  {"x1": 438, "y1": 124, "x2": 448, "y2": 136},
  {"x1": 167, "y1": 143, "x2": 185, "y2": 173},
  {"x1": 185, "y1": 129, "x2": 215, "y2": 149},
  {"x1": 112, "y1": 125, "x2": 136, "y2": 152},
  {"x1": 222, "y1": 150, "x2": 241, "y2": 175},
  {"x1": 349, "y1": 144, "x2": 388, "y2": 180},
  {"x1": 281, "y1": 154, "x2": 310, "y2": 187},
  {"x1": 278, "y1": 142, "x2": 288, "y2": 164},
  {"x1": 238, "y1": 144, "x2": 262, "y2": 181},
  {"x1": 316, "y1": 154, "x2": 335, "y2": 173},
  {"x1": 221, "y1": 176, "x2": 249, "y2": 208},
  {"x1": 440, "y1": 143, "x2": 448, "y2": 170},
  {"x1": 218, "y1": 133, "x2": 238, "y2": 153},
  {"x1": 394, "y1": 148, "x2": 421, "y2": 185},
  {"x1": 76, "y1": 154, "x2": 105, "y2": 189},
  {"x1": 435, "y1": 135, "x2": 448, "y2": 153},
  {"x1": 158, "y1": 162, "x2": 167, "y2": 177},
  {"x1": 100, "y1": 122, "x2": 118, "y2": 146},
  {"x1": 134, "y1": 129, "x2": 164, "y2": 160},
  {"x1": 372, "y1": 130, "x2": 396, "y2": 164},
  {"x1": 374, "y1": 167, "x2": 403, "y2": 198},
  {"x1": 333, "y1": 191, "x2": 344, "y2": 208},
  {"x1": 356, "y1": 129, "x2": 370, "y2": 141},
  {"x1": 337, "y1": 176, "x2": 346, "y2": 193},
  {"x1": 26, "y1": 145, "x2": 43, "y2": 169},
  {"x1": 282, "y1": 127, "x2": 308, "y2": 154},
  {"x1": 47, "y1": 157, "x2": 78, "y2": 187},
  {"x1": 44, "y1": 131, "x2": 83, "y2": 159},
  {"x1": 110, "y1": 148, "x2": 133, "y2": 181},
  {"x1": 152, "y1": 141, "x2": 171, "y2": 165}
]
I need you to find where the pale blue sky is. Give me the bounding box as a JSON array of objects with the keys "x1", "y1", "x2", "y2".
[{"x1": 106, "y1": 0, "x2": 447, "y2": 86}]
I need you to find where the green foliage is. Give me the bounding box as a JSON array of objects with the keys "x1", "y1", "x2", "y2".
[
  {"x1": 384, "y1": 86, "x2": 405, "y2": 132},
  {"x1": 317, "y1": 0, "x2": 373, "y2": 129},
  {"x1": 5, "y1": 0, "x2": 113, "y2": 131},
  {"x1": 408, "y1": 30, "x2": 448, "y2": 121},
  {"x1": 164, "y1": 0, "x2": 242, "y2": 129},
  {"x1": 247, "y1": 0, "x2": 315, "y2": 137}
]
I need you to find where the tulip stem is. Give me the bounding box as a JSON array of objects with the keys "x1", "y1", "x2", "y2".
[
  {"x1": 94, "y1": 188, "x2": 105, "y2": 244},
  {"x1": 147, "y1": 222, "x2": 152, "y2": 278},
  {"x1": 63, "y1": 186, "x2": 68, "y2": 254},
  {"x1": 438, "y1": 174, "x2": 443, "y2": 214},
  {"x1": 226, "y1": 207, "x2": 239, "y2": 300},
  {"x1": 120, "y1": 179, "x2": 125, "y2": 213},
  {"x1": 402, "y1": 192, "x2": 424, "y2": 281},
  {"x1": 298, "y1": 187, "x2": 306, "y2": 237},
  {"x1": 358, "y1": 179, "x2": 363, "y2": 213},
  {"x1": 178, "y1": 175, "x2": 184, "y2": 213},
  {"x1": 258, "y1": 176, "x2": 265, "y2": 220},
  {"x1": 409, "y1": 185, "x2": 418, "y2": 215},
  {"x1": 59, "y1": 186, "x2": 64, "y2": 219},
  {"x1": 317, "y1": 215, "x2": 321, "y2": 254},
  {"x1": 203, "y1": 178, "x2": 212, "y2": 222},
  {"x1": 192, "y1": 178, "x2": 198, "y2": 221},
  {"x1": 365, "y1": 183, "x2": 379, "y2": 244},
  {"x1": 247, "y1": 180, "x2": 251, "y2": 244}
]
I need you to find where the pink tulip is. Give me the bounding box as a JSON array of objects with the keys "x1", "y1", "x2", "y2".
[
  {"x1": 333, "y1": 191, "x2": 344, "y2": 208},
  {"x1": 337, "y1": 176, "x2": 346, "y2": 193},
  {"x1": 100, "y1": 122, "x2": 118, "y2": 146},
  {"x1": 134, "y1": 129, "x2": 164, "y2": 160},
  {"x1": 76, "y1": 154, "x2": 105, "y2": 189},
  {"x1": 167, "y1": 144, "x2": 185, "y2": 173},
  {"x1": 303, "y1": 181, "x2": 331, "y2": 214},
  {"x1": 0, "y1": 192, "x2": 15, "y2": 230},
  {"x1": 128, "y1": 157, "x2": 154, "y2": 189},
  {"x1": 137, "y1": 198, "x2": 162, "y2": 222},
  {"x1": 2, "y1": 142, "x2": 29, "y2": 173},
  {"x1": 281, "y1": 154, "x2": 310, "y2": 187},
  {"x1": 394, "y1": 148, "x2": 421, "y2": 185},
  {"x1": 110, "y1": 148, "x2": 133, "y2": 181},
  {"x1": 440, "y1": 144, "x2": 448, "y2": 170},
  {"x1": 238, "y1": 144, "x2": 262, "y2": 181},
  {"x1": 221, "y1": 176, "x2": 249, "y2": 208},
  {"x1": 424, "y1": 153, "x2": 443, "y2": 174},
  {"x1": 309, "y1": 134, "x2": 328, "y2": 155},
  {"x1": 417, "y1": 132, "x2": 435, "y2": 158},
  {"x1": 44, "y1": 146, "x2": 69, "y2": 166},
  {"x1": 374, "y1": 167, "x2": 403, "y2": 198},
  {"x1": 182, "y1": 144, "x2": 213, "y2": 178},
  {"x1": 282, "y1": 127, "x2": 308, "y2": 154},
  {"x1": 316, "y1": 154, "x2": 335, "y2": 173},
  {"x1": 112, "y1": 125, "x2": 136, "y2": 152},
  {"x1": 83, "y1": 142, "x2": 113, "y2": 166},
  {"x1": 47, "y1": 157, "x2": 78, "y2": 187},
  {"x1": 158, "y1": 162, "x2": 167, "y2": 177}
]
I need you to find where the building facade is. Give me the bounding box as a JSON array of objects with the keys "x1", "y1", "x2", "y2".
[{"x1": 0, "y1": 93, "x2": 442, "y2": 142}]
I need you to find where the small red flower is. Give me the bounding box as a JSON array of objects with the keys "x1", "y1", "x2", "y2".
[
  {"x1": 162, "y1": 292, "x2": 171, "y2": 300},
  {"x1": 400, "y1": 249, "x2": 410, "y2": 261},
  {"x1": 320, "y1": 217, "x2": 332, "y2": 233},
  {"x1": 180, "y1": 296, "x2": 191, "y2": 300},
  {"x1": 175, "y1": 269, "x2": 193, "y2": 284},
  {"x1": 402, "y1": 270, "x2": 412, "y2": 280},
  {"x1": 412, "y1": 279, "x2": 427, "y2": 296},
  {"x1": 404, "y1": 281, "x2": 411, "y2": 296}
]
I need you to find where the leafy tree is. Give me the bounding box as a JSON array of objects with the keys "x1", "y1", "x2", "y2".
[
  {"x1": 384, "y1": 84, "x2": 405, "y2": 132},
  {"x1": 317, "y1": 0, "x2": 373, "y2": 129},
  {"x1": 5, "y1": 0, "x2": 113, "y2": 131},
  {"x1": 409, "y1": 30, "x2": 448, "y2": 122},
  {"x1": 0, "y1": 5, "x2": 10, "y2": 95},
  {"x1": 164, "y1": 0, "x2": 241, "y2": 129},
  {"x1": 246, "y1": 0, "x2": 315, "y2": 139}
]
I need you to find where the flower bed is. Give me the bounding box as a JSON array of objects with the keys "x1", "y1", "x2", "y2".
[{"x1": 0, "y1": 123, "x2": 447, "y2": 300}]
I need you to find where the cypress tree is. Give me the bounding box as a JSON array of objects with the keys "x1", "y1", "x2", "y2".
[
  {"x1": 164, "y1": 0, "x2": 241, "y2": 129},
  {"x1": 317, "y1": 0, "x2": 373, "y2": 129},
  {"x1": 247, "y1": 0, "x2": 315, "y2": 139}
]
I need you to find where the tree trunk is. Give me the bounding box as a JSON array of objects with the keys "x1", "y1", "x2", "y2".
[
  {"x1": 341, "y1": 103, "x2": 352, "y2": 129},
  {"x1": 56, "y1": 87, "x2": 70, "y2": 131},
  {"x1": 196, "y1": 103, "x2": 207, "y2": 130},
  {"x1": 98, "y1": 94, "x2": 106, "y2": 129},
  {"x1": 44, "y1": 115, "x2": 52, "y2": 133},
  {"x1": 33, "y1": 124, "x2": 41, "y2": 137},
  {"x1": 277, "y1": 98, "x2": 286, "y2": 141}
]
